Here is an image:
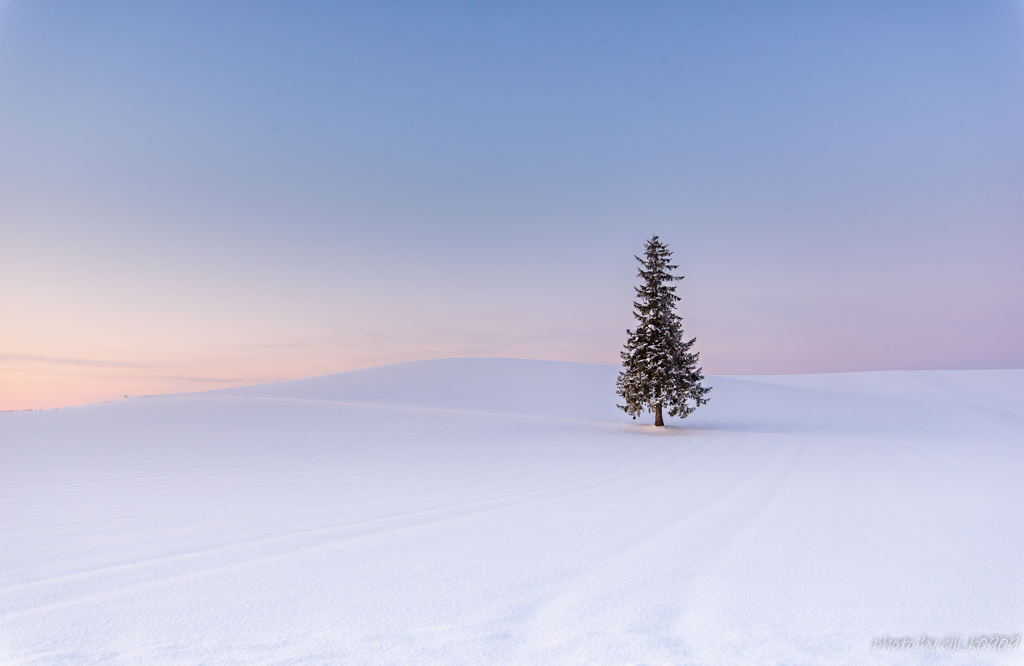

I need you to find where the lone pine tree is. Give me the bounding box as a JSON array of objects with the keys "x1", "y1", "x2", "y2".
[{"x1": 617, "y1": 235, "x2": 710, "y2": 426}]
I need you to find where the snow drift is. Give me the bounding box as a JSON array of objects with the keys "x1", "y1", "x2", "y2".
[{"x1": 2, "y1": 358, "x2": 1023, "y2": 665}]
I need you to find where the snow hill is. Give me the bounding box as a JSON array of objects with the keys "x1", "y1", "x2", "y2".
[{"x1": 3, "y1": 358, "x2": 1023, "y2": 665}]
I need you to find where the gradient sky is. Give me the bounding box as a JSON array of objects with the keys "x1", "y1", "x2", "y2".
[{"x1": 2, "y1": 1, "x2": 1023, "y2": 410}]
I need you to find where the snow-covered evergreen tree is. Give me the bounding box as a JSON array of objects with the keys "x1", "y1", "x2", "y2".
[{"x1": 617, "y1": 235, "x2": 709, "y2": 426}]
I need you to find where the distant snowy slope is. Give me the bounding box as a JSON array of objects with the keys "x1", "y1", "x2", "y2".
[
  {"x1": 206, "y1": 357, "x2": 1024, "y2": 435},
  {"x1": 2, "y1": 359, "x2": 1023, "y2": 665},
  {"x1": 215, "y1": 357, "x2": 626, "y2": 420}
]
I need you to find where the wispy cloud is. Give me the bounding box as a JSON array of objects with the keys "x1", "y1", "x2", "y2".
[
  {"x1": 0, "y1": 354, "x2": 157, "y2": 368},
  {"x1": 0, "y1": 356, "x2": 278, "y2": 384},
  {"x1": 144, "y1": 375, "x2": 279, "y2": 384}
]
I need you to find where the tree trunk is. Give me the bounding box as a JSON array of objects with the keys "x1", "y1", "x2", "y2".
[{"x1": 654, "y1": 403, "x2": 664, "y2": 427}]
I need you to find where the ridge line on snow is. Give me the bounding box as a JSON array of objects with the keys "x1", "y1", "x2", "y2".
[{"x1": 158, "y1": 394, "x2": 669, "y2": 429}]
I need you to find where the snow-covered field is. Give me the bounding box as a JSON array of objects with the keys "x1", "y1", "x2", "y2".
[{"x1": 3, "y1": 358, "x2": 1023, "y2": 665}]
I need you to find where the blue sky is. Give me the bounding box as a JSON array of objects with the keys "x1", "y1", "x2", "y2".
[{"x1": 2, "y1": 1, "x2": 1022, "y2": 408}]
